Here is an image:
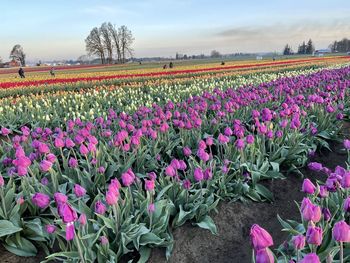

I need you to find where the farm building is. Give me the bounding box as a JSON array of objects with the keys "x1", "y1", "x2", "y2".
[{"x1": 314, "y1": 49, "x2": 332, "y2": 56}]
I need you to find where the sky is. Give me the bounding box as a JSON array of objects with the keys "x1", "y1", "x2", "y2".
[{"x1": 0, "y1": 0, "x2": 349, "y2": 61}]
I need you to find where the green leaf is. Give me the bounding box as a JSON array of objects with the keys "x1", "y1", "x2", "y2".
[
  {"x1": 195, "y1": 215, "x2": 217, "y2": 235},
  {"x1": 138, "y1": 247, "x2": 151, "y2": 263},
  {"x1": 139, "y1": 232, "x2": 164, "y2": 246},
  {"x1": 255, "y1": 184, "x2": 274, "y2": 202},
  {"x1": 0, "y1": 220, "x2": 23, "y2": 237},
  {"x1": 3, "y1": 236, "x2": 37, "y2": 257}
]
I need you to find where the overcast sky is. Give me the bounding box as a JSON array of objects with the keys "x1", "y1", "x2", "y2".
[{"x1": 0, "y1": 0, "x2": 349, "y2": 61}]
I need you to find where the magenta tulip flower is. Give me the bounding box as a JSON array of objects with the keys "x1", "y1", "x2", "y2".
[
  {"x1": 299, "y1": 253, "x2": 320, "y2": 263},
  {"x1": 306, "y1": 225, "x2": 323, "y2": 246},
  {"x1": 302, "y1": 179, "x2": 316, "y2": 194},
  {"x1": 95, "y1": 201, "x2": 106, "y2": 215},
  {"x1": 74, "y1": 184, "x2": 86, "y2": 197},
  {"x1": 250, "y1": 224, "x2": 274, "y2": 250},
  {"x1": 121, "y1": 168, "x2": 135, "y2": 186},
  {"x1": 32, "y1": 193, "x2": 50, "y2": 209},
  {"x1": 255, "y1": 248, "x2": 274, "y2": 263},
  {"x1": 333, "y1": 220, "x2": 350, "y2": 242},
  {"x1": 292, "y1": 235, "x2": 305, "y2": 250},
  {"x1": 45, "y1": 224, "x2": 56, "y2": 234}
]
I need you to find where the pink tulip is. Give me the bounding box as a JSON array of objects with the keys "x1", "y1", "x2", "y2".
[
  {"x1": 95, "y1": 201, "x2": 106, "y2": 215},
  {"x1": 74, "y1": 184, "x2": 86, "y2": 197},
  {"x1": 302, "y1": 179, "x2": 316, "y2": 194},
  {"x1": 106, "y1": 190, "x2": 119, "y2": 206},
  {"x1": 255, "y1": 248, "x2": 274, "y2": 263},
  {"x1": 0, "y1": 176, "x2": 4, "y2": 187},
  {"x1": 68, "y1": 157, "x2": 78, "y2": 168},
  {"x1": 78, "y1": 214, "x2": 87, "y2": 226},
  {"x1": 54, "y1": 138, "x2": 65, "y2": 148},
  {"x1": 292, "y1": 235, "x2": 305, "y2": 250},
  {"x1": 194, "y1": 168, "x2": 204, "y2": 182},
  {"x1": 344, "y1": 139, "x2": 350, "y2": 150},
  {"x1": 306, "y1": 225, "x2": 322, "y2": 246},
  {"x1": 333, "y1": 220, "x2": 350, "y2": 242},
  {"x1": 165, "y1": 165, "x2": 176, "y2": 177},
  {"x1": 54, "y1": 192, "x2": 68, "y2": 205},
  {"x1": 299, "y1": 253, "x2": 320, "y2": 263},
  {"x1": 301, "y1": 198, "x2": 321, "y2": 223},
  {"x1": 45, "y1": 224, "x2": 56, "y2": 234},
  {"x1": 121, "y1": 168, "x2": 135, "y2": 186},
  {"x1": 250, "y1": 224, "x2": 273, "y2": 250},
  {"x1": 40, "y1": 160, "x2": 53, "y2": 172},
  {"x1": 145, "y1": 179, "x2": 155, "y2": 191},
  {"x1": 66, "y1": 222, "x2": 75, "y2": 241},
  {"x1": 32, "y1": 193, "x2": 50, "y2": 209}
]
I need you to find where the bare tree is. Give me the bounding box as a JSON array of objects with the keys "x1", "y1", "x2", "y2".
[
  {"x1": 85, "y1": 27, "x2": 106, "y2": 64},
  {"x1": 100, "y1": 22, "x2": 113, "y2": 64},
  {"x1": 107, "y1": 23, "x2": 122, "y2": 63},
  {"x1": 10, "y1": 44, "x2": 26, "y2": 66},
  {"x1": 119, "y1": 25, "x2": 134, "y2": 63}
]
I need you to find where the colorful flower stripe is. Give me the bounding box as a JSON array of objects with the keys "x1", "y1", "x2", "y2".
[{"x1": 1, "y1": 56, "x2": 349, "y2": 89}]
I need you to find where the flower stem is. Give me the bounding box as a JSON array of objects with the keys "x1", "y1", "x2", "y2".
[{"x1": 340, "y1": 241, "x2": 344, "y2": 263}]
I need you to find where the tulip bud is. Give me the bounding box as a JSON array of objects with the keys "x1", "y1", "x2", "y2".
[
  {"x1": 292, "y1": 234, "x2": 305, "y2": 250},
  {"x1": 306, "y1": 225, "x2": 323, "y2": 246},
  {"x1": 45, "y1": 224, "x2": 56, "y2": 234},
  {"x1": 73, "y1": 184, "x2": 86, "y2": 197},
  {"x1": 302, "y1": 179, "x2": 316, "y2": 194},
  {"x1": 78, "y1": 214, "x2": 87, "y2": 226},
  {"x1": 333, "y1": 220, "x2": 350, "y2": 242},
  {"x1": 250, "y1": 224, "x2": 273, "y2": 250},
  {"x1": 32, "y1": 193, "x2": 50, "y2": 209}
]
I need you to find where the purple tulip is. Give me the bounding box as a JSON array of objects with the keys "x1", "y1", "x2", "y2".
[
  {"x1": 246, "y1": 135, "x2": 255, "y2": 144},
  {"x1": 344, "y1": 197, "x2": 350, "y2": 212},
  {"x1": 74, "y1": 184, "x2": 86, "y2": 197},
  {"x1": 121, "y1": 168, "x2": 135, "y2": 186},
  {"x1": 301, "y1": 179, "x2": 316, "y2": 194},
  {"x1": 183, "y1": 146, "x2": 192, "y2": 156},
  {"x1": 255, "y1": 248, "x2": 274, "y2": 263},
  {"x1": 100, "y1": 236, "x2": 109, "y2": 245},
  {"x1": 250, "y1": 224, "x2": 273, "y2": 250},
  {"x1": 32, "y1": 193, "x2": 50, "y2": 209},
  {"x1": 235, "y1": 139, "x2": 245, "y2": 150},
  {"x1": 344, "y1": 139, "x2": 350, "y2": 150},
  {"x1": 68, "y1": 157, "x2": 78, "y2": 168},
  {"x1": 306, "y1": 224, "x2": 322, "y2": 246},
  {"x1": 54, "y1": 192, "x2": 68, "y2": 205},
  {"x1": 299, "y1": 253, "x2": 320, "y2": 263},
  {"x1": 95, "y1": 201, "x2": 106, "y2": 215},
  {"x1": 106, "y1": 190, "x2": 119, "y2": 205},
  {"x1": 194, "y1": 168, "x2": 204, "y2": 182},
  {"x1": 165, "y1": 165, "x2": 176, "y2": 177},
  {"x1": 333, "y1": 220, "x2": 350, "y2": 242},
  {"x1": 292, "y1": 234, "x2": 305, "y2": 250},
  {"x1": 40, "y1": 160, "x2": 53, "y2": 172},
  {"x1": 54, "y1": 138, "x2": 65, "y2": 148},
  {"x1": 45, "y1": 224, "x2": 56, "y2": 234},
  {"x1": 308, "y1": 162, "x2": 323, "y2": 172},
  {"x1": 301, "y1": 198, "x2": 321, "y2": 223}
]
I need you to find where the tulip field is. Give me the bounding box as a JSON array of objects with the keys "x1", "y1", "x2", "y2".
[{"x1": 1, "y1": 56, "x2": 350, "y2": 262}]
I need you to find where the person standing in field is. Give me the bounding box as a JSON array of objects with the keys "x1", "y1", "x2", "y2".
[
  {"x1": 50, "y1": 67, "x2": 55, "y2": 77},
  {"x1": 18, "y1": 67, "x2": 25, "y2": 78}
]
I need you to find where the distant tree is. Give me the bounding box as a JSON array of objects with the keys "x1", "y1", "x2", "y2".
[
  {"x1": 329, "y1": 38, "x2": 350, "y2": 52},
  {"x1": 283, "y1": 44, "x2": 293, "y2": 55},
  {"x1": 100, "y1": 22, "x2": 114, "y2": 64},
  {"x1": 77, "y1": 55, "x2": 91, "y2": 64},
  {"x1": 183, "y1": 54, "x2": 188, "y2": 59},
  {"x1": 210, "y1": 50, "x2": 221, "y2": 58},
  {"x1": 85, "y1": 27, "x2": 106, "y2": 64},
  {"x1": 10, "y1": 44, "x2": 26, "y2": 66},
  {"x1": 297, "y1": 41, "x2": 307, "y2": 54},
  {"x1": 306, "y1": 39, "x2": 315, "y2": 54},
  {"x1": 0, "y1": 56, "x2": 2, "y2": 63},
  {"x1": 175, "y1": 53, "x2": 179, "y2": 60},
  {"x1": 107, "y1": 23, "x2": 122, "y2": 63},
  {"x1": 118, "y1": 25, "x2": 134, "y2": 63}
]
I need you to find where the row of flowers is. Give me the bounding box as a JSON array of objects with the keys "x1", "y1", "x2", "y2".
[
  {"x1": 1, "y1": 63, "x2": 349, "y2": 129},
  {"x1": 1, "y1": 56, "x2": 348, "y2": 89},
  {"x1": 0, "y1": 62, "x2": 327, "y2": 99},
  {"x1": 0, "y1": 66, "x2": 349, "y2": 261},
  {"x1": 250, "y1": 140, "x2": 350, "y2": 263}
]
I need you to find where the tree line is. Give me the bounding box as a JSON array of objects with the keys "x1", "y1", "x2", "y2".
[
  {"x1": 283, "y1": 39, "x2": 315, "y2": 55},
  {"x1": 85, "y1": 22, "x2": 134, "y2": 64},
  {"x1": 329, "y1": 38, "x2": 350, "y2": 53}
]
